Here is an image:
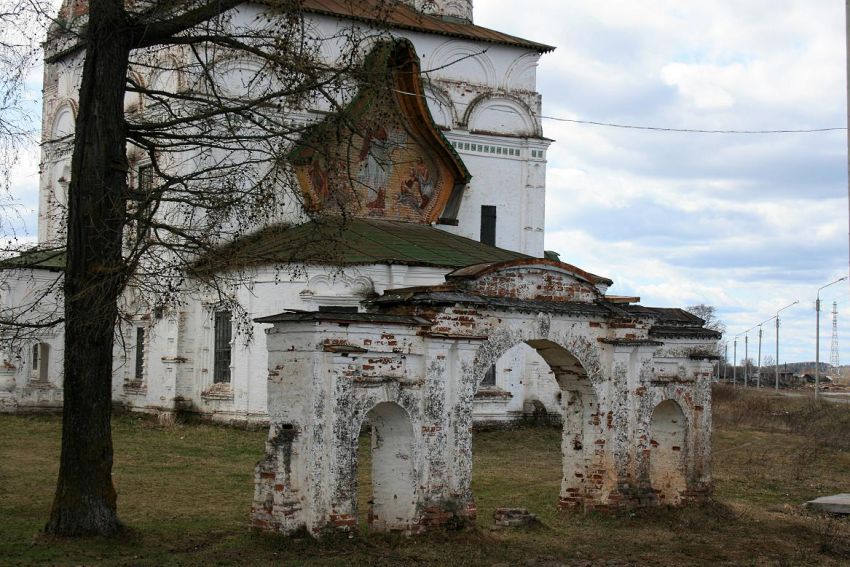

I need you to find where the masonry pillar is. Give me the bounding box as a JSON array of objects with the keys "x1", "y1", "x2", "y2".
[
  {"x1": 418, "y1": 337, "x2": 481, "y2": 527},
  {"x1": 252, "y1": 324, "x2": 334, "y2": 535}
]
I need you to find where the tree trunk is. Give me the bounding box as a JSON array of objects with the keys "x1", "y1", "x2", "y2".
[{"x1": 45, "y1": 0, "x2": 131, "y2": 537}]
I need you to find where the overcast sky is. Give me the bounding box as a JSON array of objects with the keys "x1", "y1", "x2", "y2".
[
  {"x1": 476, "y1": 1, "x2": 850, "y2": 368},
  {"x1": 7, "y1": 1, "x2": 850, "y2": 368}
]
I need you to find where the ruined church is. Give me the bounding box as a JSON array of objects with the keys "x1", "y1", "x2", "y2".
[{"x1": 0, "y1": 0, "x2": 720, "y2": 533}]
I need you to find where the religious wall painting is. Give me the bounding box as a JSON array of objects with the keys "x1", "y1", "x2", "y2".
[{"x1": 291, "y1": 40, "x2": 467, "y2": 225}]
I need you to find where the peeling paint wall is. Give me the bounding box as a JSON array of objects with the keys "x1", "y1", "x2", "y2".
[{"x1": 254, "y1": 280, "x2": 717, "y2": 536}]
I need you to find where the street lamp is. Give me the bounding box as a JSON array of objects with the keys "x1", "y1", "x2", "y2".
[
  {"x1": 775, "y1": 300, "x2": 799, "y2": 390},
  {"x1": 742, "y1": 324, "x2": 760, "y2": 387},
  {"x1": 815, "y1": 276, "x2": 848, "y2": 398},
  {"x1": 732, "y1": 337, "x2": 738, "y2": 386},
  {"x1": 755, "y1": 315, "x2": 777, "y2": 389}
]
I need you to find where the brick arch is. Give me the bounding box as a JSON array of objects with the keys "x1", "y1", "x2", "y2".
[
  {"x1": 456, "y1": 325, "x2": 616, "y2": 512},
  {"x1": 467, "y1": 325, "x2": 606, "y2": 396},
  {"x1": 358, "y1": 402, "x2": 420, "y2": 532},
  {"x1": 633, "y1": 384, "x2": 707, "y2": 501},
  {"x1": 335, "y1": 393, "x2": 424, "y2": 533}
]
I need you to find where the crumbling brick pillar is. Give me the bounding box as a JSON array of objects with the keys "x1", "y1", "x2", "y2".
[
  {"x1": 251, "y1": 328, "x2": 328, "y2": 535},
  {"x1": 418, "y1": 338, "x2": 480, "y2": 528}
]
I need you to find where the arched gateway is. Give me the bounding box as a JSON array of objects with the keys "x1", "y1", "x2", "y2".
[{"x1": 251, "y1": 259, "x2": 719, "y2": 536}]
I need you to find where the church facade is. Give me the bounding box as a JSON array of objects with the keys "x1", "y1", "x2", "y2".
[{"x1": 0, "y1": 0, "x2": 719, "y2": 467}]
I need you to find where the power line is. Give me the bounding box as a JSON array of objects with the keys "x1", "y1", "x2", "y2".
[
  {"x1": 392, "y1": 87, "x2": 845, "y2": 135},
  {"x1": 538, "y1": 116, "x2": 847, "y2": 135}
]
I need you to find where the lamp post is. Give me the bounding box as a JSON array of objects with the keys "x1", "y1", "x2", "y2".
[
  {"x1": 816, "y1": 276, "x2": 848, "y2": 398},
  {"x1": 775, "y1": 301, "x2": 799, "y2": 390},
  {"x1": 733, "y1": 338, "x2": 737, "y2": 386},
  {"x1": 742, "y1": 324, "x2": 759, "y2": 388},
  {"x1": 756, "y1": 316, "x2": 777, "y2": 389}
]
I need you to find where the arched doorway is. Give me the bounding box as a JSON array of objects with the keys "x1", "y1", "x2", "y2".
[
  {"x1": 470, "y1": 338, "x2": 608, "y2": 522},
  {"x1": 358, "y1": 402, "x2": 417, "y2": 532},
  {"x1": 649, "y1": 400, "x2": 688, "y2": 505},
  {"x1": 524, "y1": 340, "x2": 609, "y2": 510}
]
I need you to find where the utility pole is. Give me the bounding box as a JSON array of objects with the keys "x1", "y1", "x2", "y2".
[
  {"x1": 831, "y1": 302, "x2": 840, "y2": 375},
  {"x1": 733, "y1": 339, "x2": 737, "y2": 386},
  {"x1": 757, "y1": 326, "x2": 763, "y2": 388},
  {"x1": 776, "y1": 301, "x2": 799, "y2": 390},
  {"x1": 758, "y1": 315, "x2": 777, "y2": 389},
  {"x1": 846, "y1": 0, "x2": 850, "y2": 299},
  {"x1": 776, "y1": 317, "x2": 779, "y2": 389},
  {"x1": 744, "y1": 334, "x2": 749, "y2": 387}
]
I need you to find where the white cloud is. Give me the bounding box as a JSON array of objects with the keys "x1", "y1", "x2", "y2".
[{"x1": 661, "y1": 63, "x2": 737, "y2": 110}]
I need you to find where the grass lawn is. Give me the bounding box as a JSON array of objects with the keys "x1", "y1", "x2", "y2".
[{"x1": 2, "y1": 385, "x2": 850, "y2": 565}]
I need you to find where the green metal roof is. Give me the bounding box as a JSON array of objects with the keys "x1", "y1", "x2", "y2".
[
  {"x1": 193, "y1": 218, "x2": 530, "y2": 275},
  {"x1": 0, "y1": 247, "x2": 66, "y2": 271}
]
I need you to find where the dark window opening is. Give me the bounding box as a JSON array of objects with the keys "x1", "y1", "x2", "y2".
[
  {"x1": 136, "y1": 164, "x2": 154, "y2": 241},
  {"x1": 134, "y1": 327, "x2": 145, "y2": 382},
  {"x1": 480, "y1": 205, "x2": 497, "y2": 246},
  {"x1": 318, "y1": 306, "x2": 358, "y2": 313},
  {"x1": 31, "y1": 344, "x2": 39, "y2": 370},
  {"x1": 481, "y1": 364, "x2": 497, "y2": 387},
  {"x1": 214, "y1": 311, "x2": 233, "y2": 384}
]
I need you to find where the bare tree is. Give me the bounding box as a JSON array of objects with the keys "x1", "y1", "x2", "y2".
[
  {"x1": 0, "y1": 0, "x2": 52, "y2": 239},
  {"x1": 0, "y1": 0, "x2": 396, "y2": 537},
  {"x1": 686, "y1": 304, "x2": 726, "y2": 335}
]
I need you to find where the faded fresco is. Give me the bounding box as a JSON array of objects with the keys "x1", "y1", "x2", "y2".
[
  {"x1": 292, "y1": 42, "x2": 463, "y2": 224},
  {"x1": 297, "y1": 114, "x2": 451, "y2": 222}
]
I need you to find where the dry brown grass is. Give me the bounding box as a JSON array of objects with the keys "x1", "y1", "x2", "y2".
[
  {"x1": 1, "y1": 387, "x2": 849, "y2": 565},
  {"x1": 713, "y1": 383, "x2": 850, "y2": 449}
]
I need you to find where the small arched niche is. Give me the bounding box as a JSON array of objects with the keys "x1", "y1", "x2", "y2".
[
  {"x1": 649, "y1": 399, "x2": 688, "y2": 505},
  {"x1": 360, "y1": 402, "x2": 417, "y2": 532}
]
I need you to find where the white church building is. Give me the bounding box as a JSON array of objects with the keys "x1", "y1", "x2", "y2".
[{"x1": 0, "y1": 0, "x2": 719, "y2": 433}]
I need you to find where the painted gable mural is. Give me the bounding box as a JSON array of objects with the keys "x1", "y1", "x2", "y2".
[{"x1": 292, "y1": 40, "x2": 470, "y2": 224}]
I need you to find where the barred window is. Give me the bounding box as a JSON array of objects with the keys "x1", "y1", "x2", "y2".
[
  {"x1": 134, "y1": 327, "x2": 145, "y2": 382},
  {"x1": 213, "y1": 311, "x2": 233, "y2": 384}
]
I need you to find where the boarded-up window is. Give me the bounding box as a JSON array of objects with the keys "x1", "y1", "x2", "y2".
[
  {"x1": 214, "y1": 311, "x2": 232, "y2": 384},
  {"x1": 134, "y1": 327, "x2": 145, "y2": 382},
  {"x1": 480, "y1": 205, "x2": 497, "y2": 246}
]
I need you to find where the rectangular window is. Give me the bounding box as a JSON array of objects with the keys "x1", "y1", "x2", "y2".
[
  {"x1": 480, "y1": 205, "x2": 497, "y2": 247},
  {"x1": 31, "y1": 344, "x2": 39, "y2": 371},
  {"x1": 214, "y1": 311, "x2": 233, "y2": 384},
  {"x1": 134, "y1": 327, "x2": 145, "y2": 382},
  {"x1": 318, "y1": 305, "x2": 358, "y2": 313},
  {"x1": 136, "y1": 164, "x2": 155, "y2": 241},
  {"x1": 481, "y1": 364, "x2": 496, "y2": 387}
]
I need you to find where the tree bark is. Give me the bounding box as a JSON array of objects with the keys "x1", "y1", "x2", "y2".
[{"x1": 45, "y1": 0, "x2": 131, "y2": 537}]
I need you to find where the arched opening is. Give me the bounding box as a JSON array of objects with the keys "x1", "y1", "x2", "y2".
[
  {"x1": 357, "y1": 402, "x2": 417, "y2": 532},
  {"x1": 471, "y1": 339, "x2": 606, "y2": 526},
  {"x1": 649, "y1": 400, "x2": 688, "y2": 505}
]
